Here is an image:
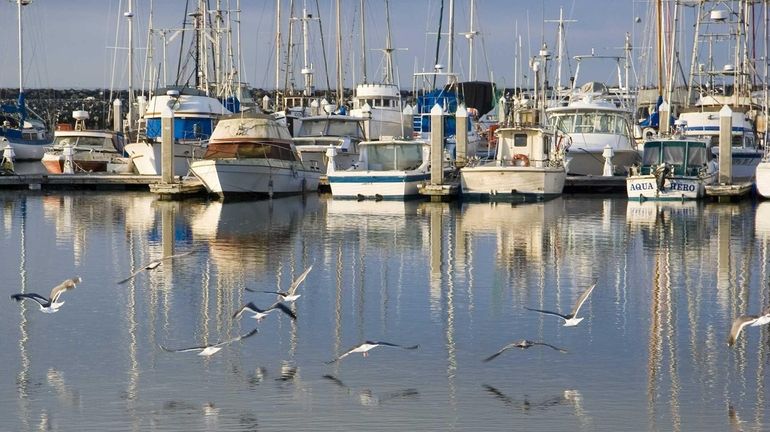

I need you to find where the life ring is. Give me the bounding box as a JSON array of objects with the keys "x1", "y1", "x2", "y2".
[
  {"x1": 487, "y1": 124, "x2": 499, "y2": 148},
  {"x1": 642, "y1": 127, "x2": 656, "y2": 140},
  {"x1": 512, "y1": 153, "x2": 530, "y2": 167}
]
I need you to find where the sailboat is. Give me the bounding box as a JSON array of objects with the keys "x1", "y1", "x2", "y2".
[{"x1": 1, "y1": 0, "x2": 51, "y2": 161}]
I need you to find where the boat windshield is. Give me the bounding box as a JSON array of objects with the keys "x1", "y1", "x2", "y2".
[
  {"x1": 366, "y1": 143, "x2": 423, "y2": 171},
  {"x1": 550, "y1": 112, "x2": 629, "y2": 135},
  {"x1": 54, "y1": 135, "x2": 114, "y2": 151},
  {"x1": 642, "y1": 141, "x2": 708, "y2": 175},
  {"x1": 298, "y1": 119, "x2": 365, "y2": 138}
]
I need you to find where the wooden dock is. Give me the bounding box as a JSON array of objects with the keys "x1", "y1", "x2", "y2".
[
  {"x1": 705, "y1": 182, "x2": 754, "y2": 202},
  {"x1": 418, "y1": 181, "x2": 460, "y2": 202},
  {"x1": 149, "y1": 178, "x2": 207, "y2": 200},
  {"x1": 564, "y1": 175, "x2": 627, "y2": 193},
  {"x1": 0, "y1": 173, "x2": 161, "y2": 190}
]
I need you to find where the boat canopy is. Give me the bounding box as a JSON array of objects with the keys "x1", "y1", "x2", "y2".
[
  {"x1": 640, "y1": 140, "x2": 710, "y2": 176},
  {"x1": 361, "y1": 140, "x2": 426, "y2": 171}
]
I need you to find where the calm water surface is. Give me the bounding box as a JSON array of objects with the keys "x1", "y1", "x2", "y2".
[{"x1": 1, "y1": 191, "x2": 768, "y2": 431}]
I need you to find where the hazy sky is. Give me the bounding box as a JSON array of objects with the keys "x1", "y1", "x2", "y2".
[{"x1": 0, "y1": 1, "x2": 677, "y2": 91}]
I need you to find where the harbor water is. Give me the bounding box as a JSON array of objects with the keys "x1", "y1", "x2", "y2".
[{"x1": 1, "y1": 191, "x2": 769, "y2": 431}]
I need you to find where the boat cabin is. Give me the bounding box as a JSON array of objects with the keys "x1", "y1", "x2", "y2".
[
  {"x1": 359, "y1": 140, "x2": 429, "y2": 171},
  {"x1": 294, "y1": 116, "x2": 366, "y2": 152},
  {"x1": 638, "y1": 140, "x2": 712, "y2": 176},
  {"x1": 496, "y1": 127, "x2": 559, "y2": 168}
]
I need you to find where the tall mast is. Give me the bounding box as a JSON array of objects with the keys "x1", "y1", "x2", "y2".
[
  {"x1": 447, "y1": 0, "x2": 455, "y2": 83},
  {"x1": 360, "y1": 0, "x2": 367, "y2": 84},
  {"x1": 656, "y1": 0, "x2": 663, "y2": 98},
  {"x1": 544, "y1": 7, "x2": 576, "y2": 92},
  {"x1": 16, "y1": 0, "x2": 25, "y2": 122},
  {"x1": 336, "y1": 0, "x2": 343, "y2": 104},
  {"x1": 460, "y1": 0, "x2": 480, "y2": 81},
  {"x1": 384, "y1": 0, "x2": 395, "y2": 84},
  {"x1": 275, "y1": 0, "x2": 282, "y2": 92},
  {"x1": 300, "y1": 2, "x2": 316, "y2": 97},
  {"x1": 126, "y1": 0, "x2": 135, "y2": 132}
]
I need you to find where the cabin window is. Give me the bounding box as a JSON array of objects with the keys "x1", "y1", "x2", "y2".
[
  {"x1": 663, "y1": 145, "x2": 685, "y2": 167},
  {"x1": 687, "y1": 146, "x2": 707, "y2": 167},
  {"x1": 367, "y1": 144, "x2": 422, "y2": 170},
  {"x1": 642, "y1": 145, "x2": 661, "y2": 166},
  {"x1": 514, "y1": 134, "x2": 528, "y2": 147},
  {"x1": 327, "y1": 120, "x2": 364, "y2": 138}
]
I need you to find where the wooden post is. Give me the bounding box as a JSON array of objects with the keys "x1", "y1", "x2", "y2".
[
  {"x1": 161, "y1": 96, "x2": 175, "y2": 184},
  {"x1": 430, "y1": 103, "x2": 444, "y2": 185},
  {"x1": 658, "y1": 100, "x2": 670, "y2": 136},
  {"x1": 719, "y1": 105, "x2": 732, "y2": 184},
  {"x1": 455, "y1": 103, "x2": 468, "y2": 168}
]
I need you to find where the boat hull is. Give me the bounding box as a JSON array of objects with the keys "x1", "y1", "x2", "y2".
[
  {"x1": 565, "y1": 149, "x2": 641, "y2": 176},
  {"x1": 327, "y1": 171, "x2": 430, "y2": 199},
  {"x1": 460, "y1": 165, "x2": 566, "y2": 200},
  {"x1": 41, "y1": 151, "x2": 130, "y2": 174},
  {"x1": 8, "y1": 139, "x2": 49, "y2": 161},
  {"x1": 190, "y1": 158, "x2": 320, "y2": 198},
  {"x1": 756, "y1": 161, "x2": 770, "y2": 198},
  {"x1": 626, "y1": 175, "x2": 708, "y2": 200},
  {"x1": 124, "y1": 141, "x2": 206, "y2": 176}
]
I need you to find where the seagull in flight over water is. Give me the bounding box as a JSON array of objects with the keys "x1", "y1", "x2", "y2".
[
  {"x1": 524, "y1": 280, "x2": 598, "y2": 327},
  {"x1": 325, "y1": 341, "x2": 419, "y2": 364},
  {"x1": 246, "y1": 265, "x2": 313, "y2": 303},
  {"x1": 483, "y1": 339, "x2": 568, "y2": 362},
  {"x1": 10, "y1": 277, "x2": 82, "y2": 313},
  {"x1": 233, "y1": 302, "x2": 297, "y2": 321},
  {"x1": 160, "y1": 328, "x2": 258, "y2": 356},
  {"x1": 117, "y1": 249, "x2": 198, "y2": 284},
  {"x1": 727, "y1": 306, "x2": 770, "y2": 347}
]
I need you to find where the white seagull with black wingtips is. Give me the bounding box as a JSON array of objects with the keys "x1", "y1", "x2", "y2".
[
  {"x1": 483, "y1": 339, "x2": 568, "y2": 362},
  {"x1": 10, "y1": 277, "x2": 82, "y2": 313},
  {"x1": 325, "y1": 341, "x2": 419, "y2": 364},
  {"x1": 524, "y1": 280, "x2": 597, "y2": 327},
  {"x1": 160, "y1": 328, "x2": 258, "y2": 356},
  {"x1": 233, "y1": 302, "x2": 297, "y2": 322},
  {"x1": 247, "y1": 265, "x2": 313, "y2": 303},
  {"x1": 117, "y1": 249, "x2": 197, "y2": 284}
]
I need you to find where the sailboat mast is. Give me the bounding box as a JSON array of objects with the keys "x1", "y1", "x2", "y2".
[
  {"x1": 336, "y1": 0, "x2": 343, "y2": 105},
  {"x1": 656, "y1": 0, "x2": 663, "y2": 98},
  {"x1": 384, "y1": 0, "x2": 394, "y2": 84},
  {"x1": 447, "y1": 0, "x2": 455, "y2": 83},
  {"x1": 468, "y1": 0, "x2": 475, "y2": 81},
  {"x1": 126, "y1": 0, "x2": 135, "y2": 132},
  {"x1": 302, "y1": 3, "x2": 313, "y2": 96},
  {"x1": 275, "y1": 0, "x2": 282, "y2": 93},
  {"x1": 16, "y1": 0, "x2": 25, "y2": 122},
  {"x1": 360, "y1": 0, "x2": 367, "y2": 84}
]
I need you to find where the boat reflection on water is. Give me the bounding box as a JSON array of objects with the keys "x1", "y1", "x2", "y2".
[{"x1": 190, "y1": 195, "x2": 321, "y2": 275}]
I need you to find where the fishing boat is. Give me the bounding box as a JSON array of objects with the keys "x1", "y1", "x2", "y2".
[
  {"x1": 326, "y1": 138, "x2": 432, "y2": 200},
  {"x1": 460, "y1": 93, "x2": 567, "y2": 201},
  {"x1": 292, "y1": 115, "x2": 367, "y2": 185},
  {"x1": 189, "y1": 113, "x2": 320, "y2": 198},
  {"x1": 626, "y1": 137, "x2": 717, "y2": 201},
  {"x1": 41, "y1": 111, "x2": 129, "y2": 174}
]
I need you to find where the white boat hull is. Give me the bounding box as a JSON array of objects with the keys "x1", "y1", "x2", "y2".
[
  {"x1": 756, "y1": 160, "x2": 770, "y2": 198},
  {"x1": 626, "y1": 175, "x2": 708, "y2": 200},
  {"x1": 124, "y1": 141, "x2": 206, "y2": 176},
  {"x1": 327, "y1": 170, "x2": 430, "y2": 199},
  {"x1": 190, "y1": 158, "x2": 320, "y2": 197},
  {"x1": 712, "y1": 148, "x2": 762, "y2": 182},
  {"x1": 9, "y1": 140, "x2": 48, "y2": 161},
  {"x1": 460, "y1": 165, "x2": 566, "y2": 199},
  {"x1": 565, "y1": 148, "x2": 641, "y2": 176}
]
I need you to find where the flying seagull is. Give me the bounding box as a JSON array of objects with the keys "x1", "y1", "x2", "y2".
[
  {"x1": 10, "y1": 277, "x2": 82, "y2": 313},
  {"x1": 233, "y1": 301, "x2": 297, "y2": 321},
  {"x1": 483, "y1": 339, "x2": 568, "y2": 362},
  {"x1": 325, "y1": 341, "x2": 419, "y2": 364},
  {"x1": 727, "y1": 306, "x2": 770, "y2": 346},
  {"x1": 117, "y1": 249, "x2": 197, "y2": 284},
  {"x1": 246, "y1": 265, "x2": 313, "y2": 303},
  {"x1": 160, "y1": 328, "x2": 258, "y2": 356},
  {"x1": 524, "y1": 280, "x2": 598, "y2": 327}
]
